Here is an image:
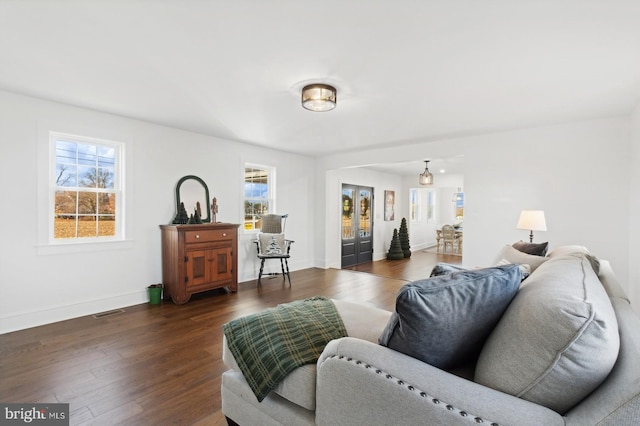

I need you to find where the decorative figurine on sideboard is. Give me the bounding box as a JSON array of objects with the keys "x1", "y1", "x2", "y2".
[
  {"x1": 212, "y1": 197, "x2": 218, "y2": 223},
  {"x1": 188, "y1": 207, "x2": 203, "y2": 224},
  {"x1": 172, "y1": 202, "x2": 189, "y2": 224}
]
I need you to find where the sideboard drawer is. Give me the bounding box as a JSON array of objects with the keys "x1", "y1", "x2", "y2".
[{"x1": 185, "y1": 229, "x2": 233, "y2": 244}]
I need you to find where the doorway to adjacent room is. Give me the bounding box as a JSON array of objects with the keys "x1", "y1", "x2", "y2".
[{"x1": 341, "y1": 184, "x2": 373, "y2": 268}]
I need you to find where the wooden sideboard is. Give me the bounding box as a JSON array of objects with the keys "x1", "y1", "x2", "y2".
[{"x1": 160, "y1": 223, "x2": 239, "y2": 304}]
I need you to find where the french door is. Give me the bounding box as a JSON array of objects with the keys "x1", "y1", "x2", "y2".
[{"x1": 341, "y1": 184, "x2": 373, "y2": 268}]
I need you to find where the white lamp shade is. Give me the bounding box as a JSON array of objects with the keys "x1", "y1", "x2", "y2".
[{"x1": 516, "y1": 210, "x2": 547, "y2": 231}]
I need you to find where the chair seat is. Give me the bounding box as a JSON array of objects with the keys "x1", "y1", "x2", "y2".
[{"x1": 258, "y1": 253, "x2": 291, "y2": 259}]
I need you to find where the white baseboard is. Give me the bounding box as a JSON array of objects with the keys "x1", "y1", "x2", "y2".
[{"x1": 0, "y1": 290, "x2": 147, "y2": 334}]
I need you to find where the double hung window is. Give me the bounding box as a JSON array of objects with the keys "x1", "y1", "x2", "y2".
[
  {"x1": 51, "y1": 132, "x2": 123, "y2": 242},
  {"x1": 243, "y1": 164, "x2": 274, "y2": 231}
]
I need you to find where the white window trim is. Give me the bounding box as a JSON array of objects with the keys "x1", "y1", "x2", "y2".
[
  {"x1": 243, "y1": 163, "x2": 276, "y2": 233},
  {"x1": 36, "y1": 123, "x2": 133, "y2": 255},
  {"x1": 49, "y1": 131, "x2": 125, "y2": 245},
  {"x1": 410, "y1": 188, "x2": 420, "y2": 223}
]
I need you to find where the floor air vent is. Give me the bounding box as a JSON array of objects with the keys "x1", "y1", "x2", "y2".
[{"x1": 93, "y1": 309, "x2": 125, "y2": 319}]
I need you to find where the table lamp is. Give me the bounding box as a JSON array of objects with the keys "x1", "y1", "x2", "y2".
[{"x1": 516, "y1": 210, "x2": 547, "y2": 243}]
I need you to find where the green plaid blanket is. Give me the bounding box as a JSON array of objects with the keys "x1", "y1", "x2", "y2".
[{"x1": 222, "y1": 296, "x2": 347, "y2": 402}]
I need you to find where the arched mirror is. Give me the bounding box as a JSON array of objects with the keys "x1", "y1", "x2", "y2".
[{"x1": 173, "y1": 175, "x2": 211, "y2": 224}]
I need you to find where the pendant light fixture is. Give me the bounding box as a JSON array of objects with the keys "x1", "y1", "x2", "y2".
[
  {"x1": 419, "y1": 160, "x2": 434, "y2": 185},
  {"x1": 301, "y1": 84, "x2": 337, "y2": 112}
]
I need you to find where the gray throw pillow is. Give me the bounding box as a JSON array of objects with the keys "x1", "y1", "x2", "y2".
[
  {"x1": 512, "y1": 240, "x2": 549, "y2": 256},
  {"x1": 475, "y1": 254, "x2": 619, "y2": 414},
  {"x1": 493, "y1": 244, "x2": 549, "y2": 272},
  {"x1": 546, "y1": 245, "x2": 590, "y2": 258},
  {"x1": 258, "y1": 233, "x2": 285, "y2": 256},
  {"x1": 378, "y1": 264, "x2": 522, "y2": 370}
]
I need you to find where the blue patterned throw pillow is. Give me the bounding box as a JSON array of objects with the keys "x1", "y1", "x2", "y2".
[{"x1": 379, "y1": 264, "x2": 522, "y2": 370}]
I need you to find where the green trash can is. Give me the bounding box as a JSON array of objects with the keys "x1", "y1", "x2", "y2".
[{"x1": 148, "y1": 284, "x2": 163, "y2": 305}]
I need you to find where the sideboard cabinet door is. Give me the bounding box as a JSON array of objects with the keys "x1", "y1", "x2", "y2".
[{"x1": 212, "y1": 247, "x2": 234, "y2": 282}]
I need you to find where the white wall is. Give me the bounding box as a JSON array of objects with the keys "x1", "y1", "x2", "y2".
[
  {"x1": 629, "y1": 102, "x2": 640, "y2": 311},
  {"x1": 317, "y1": 117, "x2": 634, "y2": 310},
  {"x1": 462, "y1": 118, "x2": 629, "y2": 274},
  {"x1": 2, "y1": 88, "x2": 636, "y2": 333},
  {"x1": 0, "y1": 90, "x2": 315, "y2": 333}
]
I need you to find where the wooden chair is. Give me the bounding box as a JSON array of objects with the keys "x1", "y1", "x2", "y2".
[
  {"x1": 441, "y1": 224, "x2": 459, "y2": 254},
  {"x1": 254, "y1": 214, "x2": 294, "y2": 286}
]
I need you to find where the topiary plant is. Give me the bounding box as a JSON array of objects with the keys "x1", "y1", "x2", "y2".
[
  {"x1": 387, "y1": 228, "x2": 405, "y2": 260},
  {"x1": 399, "y1": 217, "x2": 411, "y2": 258}
]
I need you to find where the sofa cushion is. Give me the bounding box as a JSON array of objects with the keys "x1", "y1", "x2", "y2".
[
  {"x1": 545, "y1": 245, "x2": 601, "y2": 275},
  {"x1": 378, "y1": 264, "x2": 522, "y2": 370},
  {"x1": 513, "y1": 240, "x2": 549, "y2": 256},
  {"x1": 563, "y1": 297, "x2": 640, "y2": 424},
  {"x1": 475, "y1": 254, "x2": 620, "y2": 414},
  {"x1": 546, "y1": 245, "x2": 590, "y2": 258},
  {"x1": 332, "y1": 299, "x2": 392, "y2": 343},
  {"x1": 493, "y1": 244, "x2": 549, "y2": 272},
  {"x1": 495, "y1": 258, "x2": 531, "y2": 280},
  {"x1": 222, "y1": 299, "x2": 392, "y2": 411}
]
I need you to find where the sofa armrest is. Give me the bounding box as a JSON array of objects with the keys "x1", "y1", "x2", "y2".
[{"x1": 316, "y1": 337, "x2": 564, "y2": 426}]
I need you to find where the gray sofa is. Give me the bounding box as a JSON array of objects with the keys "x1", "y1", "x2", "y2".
[{"x1": 221, "y1": 246, "x2": 640, "y2": 425}]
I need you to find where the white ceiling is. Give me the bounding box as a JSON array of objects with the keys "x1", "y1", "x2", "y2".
[{"x1": 2, "y1": 1, "x2": 640, "y2": 177}]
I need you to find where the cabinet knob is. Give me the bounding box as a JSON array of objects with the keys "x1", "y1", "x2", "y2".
[
  {"x1": 195, "y1": 234, "x2": 200, "y2": 239},
  {"x1": 222, "y1": 233, "x2": 227, "y2": 236}
]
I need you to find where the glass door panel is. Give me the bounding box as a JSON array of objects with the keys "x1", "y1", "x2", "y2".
[
  {"x1": 342, "y1": 188, "x2": 355, "y2": 239},
  {"x1": 359, "y1": 189, "x2": 371, "y2": 237}
]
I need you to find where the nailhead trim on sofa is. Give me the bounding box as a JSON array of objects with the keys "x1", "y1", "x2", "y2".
[{"x1": 328, "y1": 354, "x2": 499, "y2": 425}]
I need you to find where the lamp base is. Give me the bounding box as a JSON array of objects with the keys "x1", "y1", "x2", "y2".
[{"x1": 528, "y1": 231, "x2": 534, "y2": 243}]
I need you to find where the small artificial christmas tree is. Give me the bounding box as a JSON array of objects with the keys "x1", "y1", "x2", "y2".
[
  {"x1": 172, "y1": 202, "x2": 190, "y2": 224},
  {"x1": 387, "y1": 228, "x2": 405, "y2": 260},
  {"x1": 399, "y1": 217, "x2": 411, "y2": 258},
  {"x1": 192, "y1": 207, "x2": 203, "y2": 224}
]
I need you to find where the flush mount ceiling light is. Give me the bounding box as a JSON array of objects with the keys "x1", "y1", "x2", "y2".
[
  {"x1": 419, "y1": 160, "x2": 434, "y2": 185},
  {"x1": 301, "y1": 84, "x2": 337, "y2": 112}
]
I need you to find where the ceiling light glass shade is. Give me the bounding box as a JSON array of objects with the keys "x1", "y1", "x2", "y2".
[
  {"x1": 302, "y1": 84, "x2": 337, "y2": 112},
  {"x1": 419, "y1": 160, "x2": 434, "y2": 185}
]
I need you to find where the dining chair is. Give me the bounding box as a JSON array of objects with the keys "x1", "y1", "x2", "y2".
[{"x1": 441, "y1": 224, "x2": 459, "y2": 254}]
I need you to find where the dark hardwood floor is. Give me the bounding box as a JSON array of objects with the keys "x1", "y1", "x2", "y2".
[{"x1": 0, "y1": 249, "x2": 460, "y2": 425}]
